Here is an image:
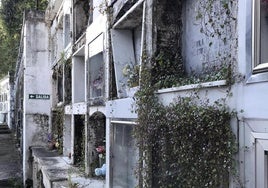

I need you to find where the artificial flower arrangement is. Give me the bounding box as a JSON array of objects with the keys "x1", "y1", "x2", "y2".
[
  {"x1": 96, "y1": 145, "x2": 105, "y2": 160},
  {"x1": 47, "y1": 133, "x2": 60, "y2": 150},
  {"x1": 122, "y1": 63, "x2": 140, "y2": 87},
  {"x1": 95, "y1": 145, "x2": 106, "y2": 176}
]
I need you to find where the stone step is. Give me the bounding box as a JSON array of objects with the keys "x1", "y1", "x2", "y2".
[
  {"x1": 0, "y1": 125, "x2": 11, "y2": 134},
  {"x1": 0, "y1": 125, "x2": 9, "y2": 130},
  {"x1": 0, "y1": 129, "x2": 11, "y2": 134}
]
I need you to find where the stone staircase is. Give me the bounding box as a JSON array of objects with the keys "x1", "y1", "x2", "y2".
[{"x1": 0, "y1": 124, "x2": 11, "y2": 134}]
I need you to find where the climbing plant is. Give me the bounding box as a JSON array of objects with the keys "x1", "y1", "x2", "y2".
[
  {"x1": 134, "y1": 0, "x2": 239, "y2": 187},
  {"x1": 134, "y1": 61, "x2": 237, "y2": 187},
  {"x1": 51, "y1": 107, "x2": 64, "y2": 154},
  {"x1": 195, "y1": 0, "x2": 239, "y2": 85},
  {"x1": 64, "y1": 59, "x2": 72, "y2": 104},
  {"x1": 151, "y1": 0, "x2": 239, "y2": 90}
]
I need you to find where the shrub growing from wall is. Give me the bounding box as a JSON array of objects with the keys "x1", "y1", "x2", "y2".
[{"x1": 135, "y1": 82, "x2": 237, "y2": 187}]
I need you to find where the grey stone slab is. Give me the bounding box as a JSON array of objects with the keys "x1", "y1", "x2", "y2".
[
  {"x1": 43, "y1": 168, "x2": 69, "y2": 182},
  {"x1": 52, "y1": 180, "x2": 69, "y2": 188},
  {"x1": 31, "y1": 147, "x2": 59, "y2": 158}
]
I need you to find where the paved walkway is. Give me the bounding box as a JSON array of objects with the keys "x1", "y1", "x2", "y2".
[{"x1": 0, "y1": 125, "x2": 22, "y2": 187}]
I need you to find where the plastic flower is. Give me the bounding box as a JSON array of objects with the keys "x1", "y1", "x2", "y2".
[
  {"x1": 96, "y1": 145, "x2": 105, "y2": 153},
  {"x1": 122, "y1": 64, "x2": 131, "y2": 76},
  {"x1": 55, "y1": 141, "x2": 60, "y2": 148}
]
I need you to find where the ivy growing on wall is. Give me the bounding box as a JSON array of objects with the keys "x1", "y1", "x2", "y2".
[
  {"x1": 151, "y1": 0, "x2": 239, "y2": 90},
  {"x1": 64, "y1": 59, "x2": 72, "y2": 104},
  {"x1": 51, "y1": 107, "x2": 64, "y2": 154},
  {"x1": 134, "y1": 0, "x2": 239, "y2": 187},
  {"x1": 134, "y1": 62, "x2": 237, "y2": 187}
]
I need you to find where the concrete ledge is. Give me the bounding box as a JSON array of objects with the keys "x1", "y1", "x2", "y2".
[
  {"x1": 52, "y1": 178, "x2": 106, "y2": 188},
  {"x1": 156, "y1": 80, "x2": 227, "y2": 94},
  {"x1": 31, "y1": 146, "x2": 106, "y2": 188},
  {"x1": 52, "y1": 180, "x2": 69, "y2": 188},
  {"x1": 31, "y1": 147, "x2": 59, "y2": 158},
  {"x1": 31, "y1": 147, "x2": 71, "y2": 188},
  {"x1": 69, "y1": 176, "x2": 105, "y2": 188}
]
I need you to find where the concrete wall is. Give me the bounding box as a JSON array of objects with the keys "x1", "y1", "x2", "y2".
[
  {"x1": 0, "y1": 75, "x2": 11, "y2": 127},
  {"x1": 63, "y1": 115, "x2": 72, "y2": 156},
  {"x1": 107, "y1": 0, "x2": 236, "y2": 187},
  {"x1": 73, "y1": 0, "x2": 89, "y2": 40},
  {"x1": 93, "y1": 0, "x2": 106, "y2": 20},
  {"x1": 15, "y1": 0, "x2": 268, "y2": 187},
  {"x1": 73, "y1": 56, "x2": 85, "y2": 103},
  {"x1": 152, "y1": 0, "x2": 268, "y2": 187},
  {"x1": 236, "y1": 0, "x2": 268, "y2": 187},
  {"x1": 85, "y1": 0, "x2": 108, "y2": 179},
  {"x1": 22, "y1": 10, "x2": 51, "y2": 183},
  {"x1": 63, "y1": 0, "x2": 71, "y2": 49},
  {"x1": 181, "y1": 0, "x2": 232, "y2": 74}
]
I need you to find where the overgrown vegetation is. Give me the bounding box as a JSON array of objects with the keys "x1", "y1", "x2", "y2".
[
  {"x1": 153, "y1": 52, "x2": 233, "y2": 89},
  {"x1": 0, "y1": 0, "x2": 48, "y2": 78},
  {"x1": 134, "y1": 0, "x2": 239, "y2": 187},
  {"x1": 51, "y1": 107, "x2": 64, "y2": 154},
  {"x1": 88, "y1": 113, "x2": 106, "y2": 177},
  {"x1": 74, "y1": 115, "x2": 86, "y2": 171},
  {"x1": 152, "y1": 0, "x2": 238, "y2": 89},
  {"x1": 135, "y1": 75, "x2": 237, "y2": 187}
]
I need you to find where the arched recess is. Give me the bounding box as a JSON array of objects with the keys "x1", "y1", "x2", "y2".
[{"x1": 87, "y1": 111, "x2": 106, "y2": 176}]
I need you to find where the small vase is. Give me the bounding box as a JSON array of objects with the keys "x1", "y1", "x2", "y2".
[
  {"x1": 99, "y1": 157, "x2": 104, "y2": 167},
  {"x1": 48, "y1": 142, "x2": 55, "y2": 150},
  {"x1": 126, "y1": 86, "x2": 139, "y2": 97}
]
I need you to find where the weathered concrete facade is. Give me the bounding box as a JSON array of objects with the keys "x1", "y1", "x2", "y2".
[
  {"x1": 14, "y1": 10, "x2": 51, "y2": 184},
  {"x1": 12, "y1": 0, "x2": 268, "y2": 187}
]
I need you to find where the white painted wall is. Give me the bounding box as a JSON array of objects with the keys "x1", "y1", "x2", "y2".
[
  {"x1": 73, "y1": 56, "x2": 85, "y2": 103},
  {"x1": 157, "y1": 0, "x2": 268, "y2": 187},
  {"x1": 0, "y1": 76, "x2": 10, "y2": 127},
  {"x1": 19, "y1": 0, "x2": 268, "y2": 187},
  {"x1": 182, "y1": 0, "x2": 232, "y2": 75},
  {"x1": 63, "y1": 0, "x2": 71, "y2": 49},
  {"x1": 85, "y1": 5, "x2": 109, "y2": 184},
  {"x1": 111, "y1": 30, "x2": 136, "y2": 97},
  {"x1": 85, "y1": 14, "x2": 107, "y2": 102},
  {"x1": 236, "y1": 0, "x2": 268, "y2": 186},
  {"x1": 260, "y1": 2, "x2": 268, "y2": 64},
  {"x1": 93, "y1": 0, "x2": 106, "y2": 20},
  {"x1": 63, "y1": 115, "x2": 72, "y2": 156},
  {"x1": 106, "y1": 0, "x2": 268, "y2": 187},
  {"x1": 106, "y1": 98, "x2": 137, "y2": 119},
  {"x1": 22, "y1": 10, "x2": 51, "y2": 183}
]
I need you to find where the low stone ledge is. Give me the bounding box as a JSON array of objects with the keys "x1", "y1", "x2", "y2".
[
  {"x1": 31, "y1": 146, "x2": 106, "y2": 188},
  {"x1": 52, "y1": 180, "x2": 69, "y2": 188},
  {"x1": 69, "y1": 176, "x2": 105, "y2": 188},
  {"x1": 31, "y1": 146, "x2": 59, "y2": 158}
]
